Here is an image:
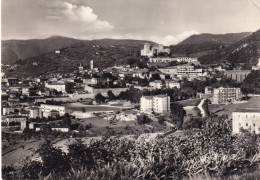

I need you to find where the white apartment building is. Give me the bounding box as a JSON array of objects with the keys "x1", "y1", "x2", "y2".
[
  {"x1": 140, "y1": 96, "x2": 153, "y2": 112},
  {"x1": 45, "y1": 82, "x2": 66, "y2": 93},
  {"x1": 176, "y1": 57, "x2": 198, "y2": 63},
  {"x1": 40, "y1": 104, "x2": 66, "y2": 118},
  {"x1": 29, "y1": 107, "x2": 42, "y2": 119},
  {"x1": 212, "y1": 87, "x2": 242, "y2": 104},
  {"x1": 165, "y1": 80, "x2": 180, "y2": 89},
  {"x1": 140, "y1": 95, "x2": 170, "y2": 114},
  {"x1": 176, "y1": 65, "x2": 203, "y2": 77},
  {"x1": 232, "y1": 109, "x2": 260, "y2": 134},
  {"x1": 149, "y1": 57, "x2": 177, "y2": 63},
  {"x1": 141, "y1": 43, "x2": 170, "y2": 57}
]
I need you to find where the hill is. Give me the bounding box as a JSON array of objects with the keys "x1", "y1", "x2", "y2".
[
  {"x1": 198, "y1": 29, "x2": 260, "y2": 66},
  {"x1": 179, "y1": 32, "x2": 251, "y2": 46},
  {"x1": 1, "y1": 36, "x2": 81, "y2": 64},
  {"x1": 169, "y1": 32, "x2": 251, "y2": 59},
  {"x1": 5, "y1": 39, "x2": 156, "y2": 77}
]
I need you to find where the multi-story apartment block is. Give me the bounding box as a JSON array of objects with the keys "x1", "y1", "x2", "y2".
[
  {"x1": 140, "y1": 96, "x2": 153, "y2": 112},
  {"x1": 224, "y1": 70, "x2": 251, "y2": 82},
  {"x1": 40, "y1": 104, "x2": 66, "y2": 118},
  {"x1": 149, "y1": 57, "x2": 177, "y2": 63},
  {"x1": 232, "y1": 109, "x2": 260, "y2": 134},
  {"x1": 140, "y1": 95, "x2": 170, "y2": 114},
  {"x1": 29, "y1": 107, "x2": 42, "y2": 119},
  {"x1": 176, "y1": 65, "x2": 203, "y2": 77},
  {"x1": 176, "y1": 57, "x2": 198, "y2": 63},
  {"x1": 141, "y1": 43, "x2": 170, "y2": 57},
  {"x1": 212, "y1": 87, "x2": 242, "y2": 104}
]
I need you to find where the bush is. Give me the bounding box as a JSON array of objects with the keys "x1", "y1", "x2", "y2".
[{"x1": 136, "y1": 114, "x2": 152, "y2": 125}]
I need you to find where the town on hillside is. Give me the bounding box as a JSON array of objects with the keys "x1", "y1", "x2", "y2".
[
  {"x1": 2, "y1": 42, "x2": 260, "y2": 172},
  {"x1": 2, "y1": 1, "x2": 260, "y2": 178}
]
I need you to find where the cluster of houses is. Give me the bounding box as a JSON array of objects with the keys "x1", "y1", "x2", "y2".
[{"x1": 1, "y1": 43, "x2": 260, "y2": 135}]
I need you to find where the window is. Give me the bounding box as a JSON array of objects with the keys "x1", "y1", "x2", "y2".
[
  {"x1": 238, "y1": 123, "x2": 241, "y2": 126},
  {"x1": 253, "y1": 123, "x2": 255, "y2": 127},
  {"x1": 246, "y1": 123, "x2": 248, "y2": 127}
]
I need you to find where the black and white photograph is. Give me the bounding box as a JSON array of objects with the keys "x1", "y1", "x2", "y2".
[{"x1": 1, "y1": 0, "x2": 260, "y2": 179}]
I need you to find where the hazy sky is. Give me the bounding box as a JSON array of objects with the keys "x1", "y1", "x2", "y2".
[{"x1": 2, "y1": 0, "x2": 260, "y2": 45}]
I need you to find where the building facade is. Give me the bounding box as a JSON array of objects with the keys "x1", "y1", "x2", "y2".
[
  {"x1": 176, "y1": 65, "x2": 203, "y2": 77},
  {"x1": 149, "y1": 57, "x2": 177, "y2": 63},
  {"x1": 141, "y1": 43, "x2": 170, "y2": 57},
  {"x1": 149, "y1": 80, "x2": 163, "y2": 89},
  {"x1": 140, "y1": 95, "x2": 170, "y2": 114},
  {"x1": 40, "y1": 104, "x2": 66, "y2": 118},
  {"x1": 176, "y1": 57, "x2": 198, "y2": 63},
  {"x1": 232, "y1": 109, "x2": 260, "y2": 134},
  {"x1": 29, "y1": 107, "x2": 42, "y2": 119},
  {"x1": 165, "y1": 80, "x2": 180, "y2": 89},
  {"x1": 45, "y1": 82, "x2": 66, "y2": 93},
  {"x1": 212, "y1": 87, "x2": 242, "y2": 104},
  {"x1": 224, "y1": 70, "x2": 251, "y2": 82}
]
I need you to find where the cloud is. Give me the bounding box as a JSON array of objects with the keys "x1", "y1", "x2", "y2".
[
  {"x1": 46, "y1": 1, "x2": 114, "y2": 32},
  {"x1": 109, "y1": 30, "x2": 199, "y2": 46},
  {"x1": 150, "y1": 31, "x2": 199, "y2": 45}
]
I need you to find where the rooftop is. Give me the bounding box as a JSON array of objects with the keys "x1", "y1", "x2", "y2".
[
  {"x1": 155, "y1": 94, "x2": 169, "y2": 98},
  {"x1": 234, "y1": 108, "x2": 260, "y2": 113}
]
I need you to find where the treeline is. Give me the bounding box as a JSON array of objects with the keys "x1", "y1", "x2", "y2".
[
  {"x1": 3, "y1": 115, "x2": 260, "y2": 180},
  {"x1": 95, "y1": 75, "x2": 249, "y2": 104}
]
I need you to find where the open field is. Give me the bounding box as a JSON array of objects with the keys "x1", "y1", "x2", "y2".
[
  {"x1": 66, "y1": 103, "x2": 127, "y2": 112},
  {"x1": 2, "y1": 139, "x2": 44, "y2": 166},
  {"x1": 208, "y1": 96, "x2": 260, "y2": 118},
  {"x1": 173, "y1": 98, "x2": 201, "y2": 107}
]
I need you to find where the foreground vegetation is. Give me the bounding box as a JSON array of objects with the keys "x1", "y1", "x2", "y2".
[{"x1": 2, "y1": 115, "x2": 260, "y2": 180}]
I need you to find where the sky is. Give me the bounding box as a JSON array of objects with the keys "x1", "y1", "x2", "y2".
[{"x1": 1, "y1": 0, "x2": 260, "y2": 45}]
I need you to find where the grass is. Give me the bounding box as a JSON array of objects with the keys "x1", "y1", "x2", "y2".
[
  {"x1": 208, "y1": 96, "x2": 260, "y2": 118},
  {"x1": 67, "y1": 104, "x2": 123, "y2": 112},
  {"x1": 2, "y1": 139, "x2": 44, "y2": 166},
  {"x1": 174, "y1": 98, "x2": 201, "y2": 107}
]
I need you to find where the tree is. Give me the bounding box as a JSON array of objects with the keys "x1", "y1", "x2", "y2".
[
  {"x1": 158, "y1": 116, "x2": 166, "y2": 125},
  {"x1": 107, "y1": 90, "x2": 115, "y2": 100},
  {"x1": 136, "y1": 114, "x2": 152, "y2": 125},
  {"x1": 170, "y1": 103, "x2": 186, "y2": 120},
  {"x1": 95, "y1": 93, "x2": 106, "y2": 104},
  {"x1": 81, "y1": 107, "x2": 87, "y2": 113},
  {"x1": 62, "y1": 116, "x2": 71, "y2": 127},
  {"x1": 37, "y1": 143, "x2": 71, "y2": 176},
  {"x1": 78, "y1": 124, "x2": 85, "y2": 132},
  {"x1": 21, "y1": 161, "x2": 42, "y2": 179},
  {"x1": 183, "y1": 117, "x2": 203, "y2": 129}
]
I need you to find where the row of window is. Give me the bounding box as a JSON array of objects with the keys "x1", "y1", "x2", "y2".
[{"x1": 238, "y1": 123, "x2": 256, "y2": 127}]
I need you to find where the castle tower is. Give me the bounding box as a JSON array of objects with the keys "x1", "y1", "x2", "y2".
[
  {"x1": 144, "y1": 43, "x2": 150, "y2": 53},
  {"x1": 78, "y1": 62, "x2": 84, "y2": 73},
  {"x1": 90, "y1": 60, "x2": 94, "y2": 70}
]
